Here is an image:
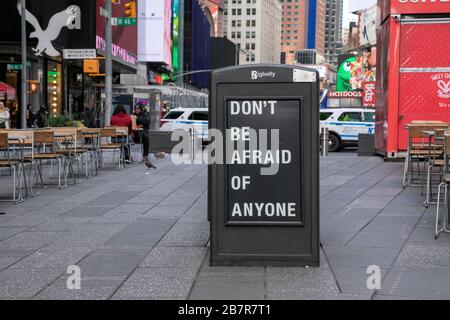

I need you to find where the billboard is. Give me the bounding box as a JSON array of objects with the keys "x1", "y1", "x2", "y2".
[
  {"x1": 95, "y1": 0, "x2": 137, "y2": 65},
  {"x1": 138, "y1": 0, "x2": 172, "y2": 66},
  {"x1": 359, "y1": 5, "x2": 377, "y2": 46}
]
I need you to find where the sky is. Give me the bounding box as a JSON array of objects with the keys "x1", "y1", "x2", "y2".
[{"x1": 343, "y1": 0, "x2": 377, "y2": 25}]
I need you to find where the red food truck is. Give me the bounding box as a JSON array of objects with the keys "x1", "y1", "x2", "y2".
[{"x1": 375, "y1": 0, "x2": 450, "y2": 158}]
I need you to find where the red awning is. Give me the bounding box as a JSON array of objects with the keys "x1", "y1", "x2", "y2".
[{"x1": 0, "y1": 82, "x2": 16, "y2": 100}]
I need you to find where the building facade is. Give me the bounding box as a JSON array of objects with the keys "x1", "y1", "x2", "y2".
[
  {"x1": 280, "y1": 0, "x2": 325, "y2": 65},
  {"x1": 0, "y1": 0, "x2": 138, "y2": 127},
  {"x1": 223, "y1": 0, "x2": 282, "y2": 64},
  {"x1": 324, "y1": 0, "x2": 344, "y2": 65}
]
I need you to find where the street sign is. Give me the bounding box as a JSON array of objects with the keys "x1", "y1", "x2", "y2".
[
  {"x1": 6, "y1": 62, "x2": 32, "y2": 70},
  {"x1": 209, "y1": 64, "x2": 320, "y2": 267},
  {"x1": 111, "y1": 17, "x2": 137, "y2": 26},
  {"x1": 63, "y1": 49, "x2": 97, "y2": 60},
  {"x1": 83, "y1": 59, "x2": 100, "y2": 74}
]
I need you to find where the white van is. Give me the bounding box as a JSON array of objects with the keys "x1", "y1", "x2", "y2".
[
  {"x1": 160, "y1": 108, "x2": 208, "y2": 139},
  {"x1": 320, "y1": 108, "x2": 375, "y2": 152}
]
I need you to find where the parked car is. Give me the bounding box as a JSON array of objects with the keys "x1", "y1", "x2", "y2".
[
  {"x1": 160, "y1": 108, "x2": 208, "y2": 139},
  {"x1": 320, "y1": 108, "x2": 375, "y2": 152}
]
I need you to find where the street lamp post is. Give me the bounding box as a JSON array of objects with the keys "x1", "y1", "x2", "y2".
[
  {"x1": 20, "y1": 0, "x2": 27, "y2": 129},
  {"x1": 104, "y1": 0, "x2": 113, "y2": 126}
]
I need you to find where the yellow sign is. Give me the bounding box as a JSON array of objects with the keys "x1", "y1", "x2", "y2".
[{"x1": 83, "y1": 59, "x2": 99, "y2": 74}]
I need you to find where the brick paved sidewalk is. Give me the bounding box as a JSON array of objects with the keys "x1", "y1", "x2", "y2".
[{"x1": 0, "y1": 153, "x2": 449, "y2": 299}]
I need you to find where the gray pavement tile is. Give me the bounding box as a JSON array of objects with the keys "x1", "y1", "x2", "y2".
[
  {"x1": 326, "y1": 207, "x2": 381, "y2": 220},
  {"x1": 113, "y1": 267, "x2": 198, "y2": 299},
  {"x1": 189, "y1": 280, "x2": 265, "y2": 300},
  {"x1": 0, "y1": 256, "x2": 23, "y2": 271},
  {"x1": 178, "y1": 206, "x2": 208, "y2": 223},
  {"x1": 0, "y1": 227, "x2": 28, "y2": 241},
  {"x1": 407, "y1": 224, "x2": 450, "y2": 247},
  {"x1": 9, "y1": 247, "x2": 91, "y2": 270},
  {"x1": 332, "y1": 266, "x2": 387, "y2": 295},
  {"x1": 159, "y1": 222, "x2": 209, "y2": 247},
  {"x1": 141, "y1": 206, "x2": 189, "y2": 219},
  {"x1": 101, "y1": 218, "x2": 177, "y2": 249},
  {"x1": 347, "y1": 215, "x2": 420, "y2": 248},
  {"x1": 62, "y1": 206, "x2": 112, "y2": 218},
  {"x1": 266, "y1": 266, "x2": 340, "y2": 297},
  {"x1": 85, "y1": 191, "x2": 136, "y2": 206},
  {"x1": 0, "y1": 268, "x2": 63, "y2": 299},
  {"x1": 347, "y1": 196, "x2": 395, "y2": 209},
  {"x1": 197, "y1": 266, "x2": 265, "y2": 282},
  {"x1": 0, "y1": 231, "x2": 67, "y2": 251},
  {"x1": 267, "y1": 291, "x2": 372, "y2": 300},
  {"x1": 379, "y1": 266, "x2": 450, "y2": 299},
  {"x1": 126, "y1": 194, "x2": 166, "y2": 204},
  {"x1": 47, "y1": 225, "x2": 126, "y2": 249},
  {"x1": 29, "y1": 218, "x2": 94, "y2": 232},
  {"x1": 106, "y1": 203, "x2": 154, "y2": 215},
  {"x1": 140, "y1": 246, "x2": 207, "y2": 269},
  {"x1": 395, "y1": 245, "x2": 450, "y2": 269},
  {"x1": 323, "y1": 246, "x2": 400, "y2": 268},
  {"x1": 379, "y1": 207, "x2": 425, "y2": 217},
  {"x1": 364, "y1": 187, "x2": 403, "y2": 197},
  {"x1": 34, "y1": 285, "x2": 116, "y2": 300},
  {"x1": 77, "y1": 249, "x2": 148, "y2": 278},
  {"x1": 372, "y1": 294, "x2": 416, "y2": 300},
  {"x1": 0, "y1": 215, "x2": 49, "y2": 227}
]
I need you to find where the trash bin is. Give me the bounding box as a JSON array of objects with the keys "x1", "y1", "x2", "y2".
[
  {"x1": 358, "y1": 134, "x2": 375, "y2": 156},
  {"x1": 209, "y1": 64, "x2": 320, "y2": 267}
]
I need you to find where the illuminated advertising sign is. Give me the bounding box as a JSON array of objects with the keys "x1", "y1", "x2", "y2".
[
  {"x1": 138, "y1": 0, "x2": 172, "y2": 66},
  {"x1": 96, "y1": 0, "x2": 137, "y2": 65},
  {"x1": 172, "y1": 0, "x2": 179, "y2": 74}
]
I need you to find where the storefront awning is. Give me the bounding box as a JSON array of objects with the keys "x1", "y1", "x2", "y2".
[{"x1": 0, "y1": 82, "x2": 16, "y2": 100}]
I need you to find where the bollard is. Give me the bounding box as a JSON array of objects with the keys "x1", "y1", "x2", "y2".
[{"x1": 321, "y1": 128, "x2": 329, "y2": 157}]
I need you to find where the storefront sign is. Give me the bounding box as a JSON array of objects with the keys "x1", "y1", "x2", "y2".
[
  {"x1": 83, "y1": 59, "x2": 99, "y2": 74},
  {"x1": 328, "y1": 91, "x2": 362, "y2": 98},
  {"x1": 17, "y1": 2, "x2": 81, "y2": 57},
  {"x1": 95, "y1": 36, "x2": 137, "y2": 65},
  {"x1": 362, "y1": 82, "x2": 376, "y2": 107},
  {"x1": 63, "y1": 49, "x2": 96, "y2": 60}
]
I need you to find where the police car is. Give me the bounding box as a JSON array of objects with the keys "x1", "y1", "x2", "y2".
[
  {"x1": 160, "y1": 108, "x2": 209, "y2": 139},
  {"x1": 320, "y1": 108, "x2": 375, "y2": 152}
]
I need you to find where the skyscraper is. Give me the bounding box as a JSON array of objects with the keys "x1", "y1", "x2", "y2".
[
  {"x1": 223, "y1": 0, "x2": 282, "y2": 64},
  {"x1": 325, "y1": 0, "x2": 344, "y2": 65},
  {"x1": 281, "y1": 0, "x2": 325, "y2": 65}
]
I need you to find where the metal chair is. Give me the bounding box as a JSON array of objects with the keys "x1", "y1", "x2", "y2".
[
  {"x1": 99, "y1": 127, "x2": 124, "y2": 169},
  {"x1": 25, "y1": 130, "x2": 65, "y2": 189},
  {"x1": 0, "y1": 132, "x2": 23, "y2": 203},
  {"x1": 402, "y1": 123, "x2": 448, "y2": 188}
]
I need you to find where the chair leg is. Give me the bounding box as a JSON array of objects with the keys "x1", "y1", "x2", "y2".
[
  {"x1": 424, "y1": 164, "x2": 432, "y2": 208},
  {"x1": 403, "y1": 151, "x2": 410, "y2": 188},
  {"x1": 436, "y1": 182, "x2": 444, "y2": 239}
]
